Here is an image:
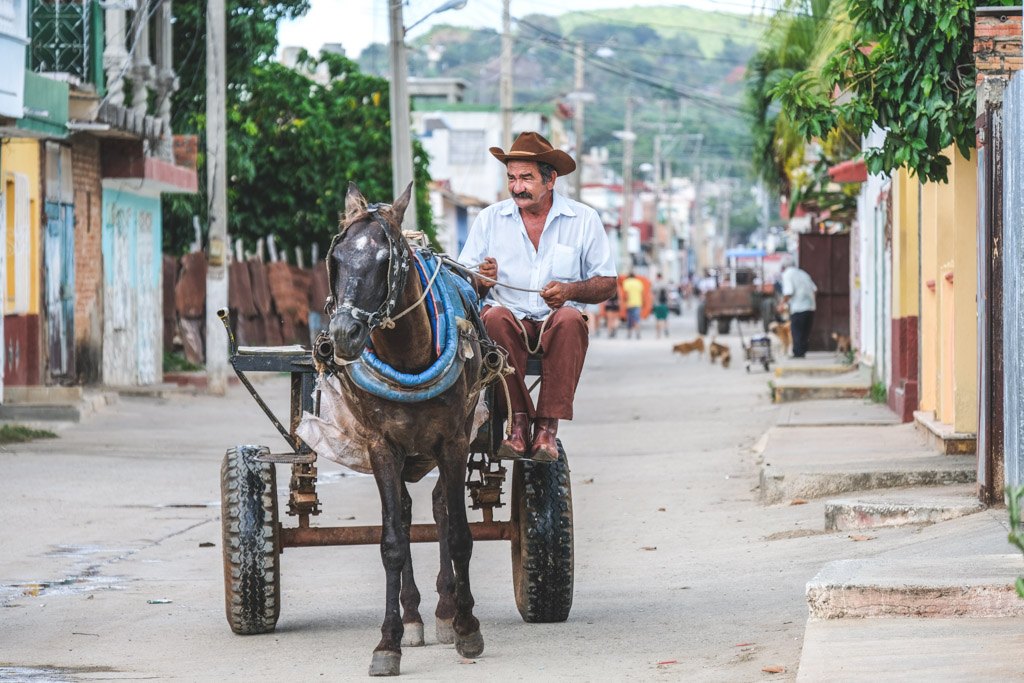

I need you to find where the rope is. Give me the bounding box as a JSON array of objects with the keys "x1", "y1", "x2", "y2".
[
  {"x1": 383, "y1": 251, "x2": 445, "y2": 327},
  {"x1": 439, "y1": 255, "x2": 547, "y2": 294},
  {"x1": 513, "y1": 315, "x2": 552, "y2": 355}
]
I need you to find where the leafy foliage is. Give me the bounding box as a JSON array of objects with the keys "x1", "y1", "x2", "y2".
[
  {"x1": 229, "y1": 52, "x2": 433, "y2": 253},
  {"x1": 165, "y1": 1, "x2": 433, "y2": 257},
  {"x1": 771, "y1": 0, "x2": 1018, "y2": 183},
  {"x1": 1009, "y1": 486, "x2": 1024, "y2": 598},
  {"x1": 0, "y1": 424, "x2": 57, "y2": 444}
]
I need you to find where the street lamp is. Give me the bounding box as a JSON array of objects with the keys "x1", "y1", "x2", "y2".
[
  {"x1": 406, "y1": 0, "x2": 467, "y2": 33},
  {"x1": 388, "y1": 0, "x2": 467, "y2": 229}
]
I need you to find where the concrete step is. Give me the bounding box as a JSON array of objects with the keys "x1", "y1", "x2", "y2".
[
  {"x1": 824, "y1": 485, "x2": 985, "y2": 531},
  {"x1": 0, "y1": 390, "x2": 116, "y2": 423},
  {"x1": 761, "y1": 460, "x2": 975, "y2": 504},
  {"x1": 772, "y1": 366, "x2": 873, "y2": 403},
  {"x1": 797, "y1": 617, "x2": 1022, "y2": 681},
  {"x1": 913, "y1": 410, "x2": 976, "y2": 455},
  {"x1": 774, "y1": 357, "x2": 857, "y2": 378},
  {"x1": 805, "y1": 555, "x2": 1024, "y2": 619},
  {"x1": 777, "y1": 399, "x2": 902, "y2": 428}
]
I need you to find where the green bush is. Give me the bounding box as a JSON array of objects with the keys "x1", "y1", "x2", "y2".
[
  {"x1": 869, "y1": 381, "x2": 887, "y2": 404},
  {"x1": 1008, "y1": 486, "x2": 1024, "y2": 598},
  {"x1": 0, "y1": 424, "x2": 57, "y2": 444},
  {"x1": 163, "y1": 352, "x2": 203, "y2": 373}
]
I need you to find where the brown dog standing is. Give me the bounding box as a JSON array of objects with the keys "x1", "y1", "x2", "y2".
[
  {"x1": 672, "y1": 336, "x2": 705, "y2": 358},
  {"x1": 769, "y1": 321, "x2": 792, "y2": 357},
  {"x1": 708, "y1": 340, "x2": 730, "y2": 368}
]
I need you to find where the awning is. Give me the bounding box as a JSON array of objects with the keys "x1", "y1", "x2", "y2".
[{"x1": 828, "y1": 158, "x2": 867, "y2": 184}]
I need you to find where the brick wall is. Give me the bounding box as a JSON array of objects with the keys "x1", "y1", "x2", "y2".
[
  {"x1": 975, "y1": 11, "x2": 1023, "y2": 84},
  {"x1": 71, "y1": 135, "x2": 104, "y2": 383},
  {"x1": 173, "y1": 135, "x2": 198, "y2": 171}
]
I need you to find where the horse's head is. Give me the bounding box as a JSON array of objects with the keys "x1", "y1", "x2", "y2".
[{"x1": 327, "y1": 182, "x2": 413, "y2": 361}]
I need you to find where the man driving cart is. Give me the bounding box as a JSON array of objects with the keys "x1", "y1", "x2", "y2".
[{"x1": 459, "y1": 132, "x2": 617, "y2": 462}]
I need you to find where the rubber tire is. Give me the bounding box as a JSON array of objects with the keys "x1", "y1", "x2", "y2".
[
  {"x1": 761, "y1": 298, "x2": 776, "y2": 333},
  {"x1": 510, "y1": 440, "x2": 574, "y2": 623},
  {"x1": 696, "y1": 302, "x2": 709, "y2": 336},
  {"x1": 717, "y1": 317, "x2": 731, "y2": 335},
  {"x1": 221, "y1": 445, "x2": 281, "y2": 635}
]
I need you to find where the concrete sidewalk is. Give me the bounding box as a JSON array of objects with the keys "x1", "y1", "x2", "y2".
[{"x1": 778, "y1": 400, "x2": 1024, "y2": 680}]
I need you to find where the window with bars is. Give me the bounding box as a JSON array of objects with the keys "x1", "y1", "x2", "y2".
[{"x1": 28, "y1": 0, "x2": 103, "y2": 88}]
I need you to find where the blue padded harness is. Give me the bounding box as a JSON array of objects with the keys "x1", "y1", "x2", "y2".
[{"x1": 344, "y1": 249, "x2": 480, "y2": 402}]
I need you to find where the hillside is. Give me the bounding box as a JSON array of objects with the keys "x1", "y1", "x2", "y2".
[
  {"x1": 556, "y1": 5, "x2": 766, "y2": 56},
  {"x1": 357, "y1": 4, "x2": 762, "y2": 180}
]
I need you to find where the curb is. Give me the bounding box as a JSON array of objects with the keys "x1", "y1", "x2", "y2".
[
  {"x1": 759, "y1": 462, "x2": 976, "y2": 505},
  {"x1": 806, "y1": 555, "x2": 1024, "y2": 619}
]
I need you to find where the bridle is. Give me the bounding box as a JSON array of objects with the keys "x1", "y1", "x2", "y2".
[{"x1": 325, "y1": 203, "x2": 410, "y2": 331}]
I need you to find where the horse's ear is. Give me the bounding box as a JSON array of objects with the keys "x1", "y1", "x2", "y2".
[
  {"x1": 390, "y1": 182, "x2": 413, "y2": 226},
  {"x1": 345, "y1": 182, "x2": 367, "y2": 222}
]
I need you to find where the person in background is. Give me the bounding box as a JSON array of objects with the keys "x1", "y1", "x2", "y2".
[
  {"x1": 778, "y1": 256, "x2": 817, "y2": 358},
  {"x1": 604, "y1": 289, "x2": 621, "y2": 338},
  {"x1": 653, "y1": 288, "x2": 670, "y2": 339},
  {"x1": 622, "y1": 271, "x2": 645, "y2": 340}
]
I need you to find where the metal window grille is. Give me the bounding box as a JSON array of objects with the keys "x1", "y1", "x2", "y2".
[{"x1": 28, "y1": 0, "x2": 90, "y2": 81}]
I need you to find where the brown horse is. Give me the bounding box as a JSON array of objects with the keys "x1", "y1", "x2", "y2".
[{"x1": 326, "y1": 183, "x2": 485, "y2": 676}]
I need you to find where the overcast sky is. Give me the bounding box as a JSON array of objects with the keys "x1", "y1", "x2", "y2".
[{"x1": 277, "y1": 0, "x2": 770, "y2": 60}]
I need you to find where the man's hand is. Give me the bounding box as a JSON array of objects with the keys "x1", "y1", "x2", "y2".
[
  {"x1": 476, "y1": 257, "x2": 497, "y2": 294},
  {"x1": 540, "y1": 281, "x2": 574, "y2": 309}
]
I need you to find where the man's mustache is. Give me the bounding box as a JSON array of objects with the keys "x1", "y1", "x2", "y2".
[{"x1": 513, "y1": 191, "x2": 533, "y2": 199}]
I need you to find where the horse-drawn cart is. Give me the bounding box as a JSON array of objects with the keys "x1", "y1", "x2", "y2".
[{"x1": 216, "y1": 309, "x2": 575, "y2": 636}]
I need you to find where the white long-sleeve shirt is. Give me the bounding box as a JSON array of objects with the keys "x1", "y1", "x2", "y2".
[{"x1": 458, "y1": 191, "x2": 617, "y2": 319}]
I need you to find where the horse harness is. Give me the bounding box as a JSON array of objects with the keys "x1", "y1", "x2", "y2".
[{"x1": 324, "y1": 203, "x2": 409, "y2": 331}]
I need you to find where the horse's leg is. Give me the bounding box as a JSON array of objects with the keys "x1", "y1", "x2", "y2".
[
  {"x1": 399, "y1": 481, "x2": 425, "y2": 647},
  {"x1": 432, "y1": 477, "x2": 457, "y2": 645},
  {"x1": 439, "y1": 449, "x2": 484, "y2": 658},
  {"x1": 369, "y1": 452, "x2": 408, "y2": 677}
]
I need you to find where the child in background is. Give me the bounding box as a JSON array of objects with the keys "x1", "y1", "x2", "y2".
[{"x1": 653, "y1": 289, "x2": 670, "y2": 339}]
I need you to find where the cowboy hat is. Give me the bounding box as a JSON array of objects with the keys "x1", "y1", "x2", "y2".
[{"x1": 489, "y1": 131, "x2": 577, "y2": 176}]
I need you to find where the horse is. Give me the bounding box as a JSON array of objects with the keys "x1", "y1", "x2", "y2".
[{"x1": 325, "y1": 182, "x2": 485, "y2": 676}]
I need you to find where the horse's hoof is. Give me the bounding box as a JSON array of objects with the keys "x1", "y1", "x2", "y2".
[
  {"x1": 368, "y1": 650, "x2": 401, "y2": 677},
  {"x1": 436, "y1": 617, "x2": 455, "y2": 645},
  {"x1": 455, "y1": 630, "x2": 484, "y2": 659},
  {"x1": 402, "y1": 622, "x2": 425, "y2": 647}
]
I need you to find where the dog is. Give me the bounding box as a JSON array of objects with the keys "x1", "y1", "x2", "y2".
[
  {"x1": 672, "y1": 336, "x2": 705, "y2": 358},
  {"x1": 708, "y1": 340, "x2": 731, "y2": 368},
  {"x1": 769, "y1": 321, "x2": 792, "y2": 357},
  {"x1": 832, "y1": 332, "x2": 852, "y2": 354}
]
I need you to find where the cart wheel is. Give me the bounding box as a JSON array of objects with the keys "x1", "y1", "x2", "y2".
[
  {"x1": 510, "y1": 440, "x2": 573, "y2": 623},
  {"x1": 221, "y1": 445, "x2": 281, "y2": 635},
  {"x1": 696, "y1": 302, "x2": 709, "y2": 336},
  {"x1": 717, "y1": 317, "x2": 731, "y2": 335}
]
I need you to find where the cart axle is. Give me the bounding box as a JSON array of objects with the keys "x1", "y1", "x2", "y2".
[{"x1": 280, "y1": 520, "x2": 512, "y2": 548}]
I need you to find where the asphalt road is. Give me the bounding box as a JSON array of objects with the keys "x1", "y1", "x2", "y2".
[{"x1": 1, "y1": 312, "x2": 848, "y2": 681}]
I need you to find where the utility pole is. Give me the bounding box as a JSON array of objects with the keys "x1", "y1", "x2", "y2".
[
  {"x1": 500, "y1": 0, "x2": 513, "y2": 157},
  {"x1": 692, "y1": 162, "x2": 705, "y2": 276},
  {"x1": 388, "y1": 0, "x2": 417, "y2": 229},
  {"x1": 205, "y1": 0, "x2": 228, "y2": 395},
  {"x1": 572, "y1": 40, "x2": 586, "y2": 200},
  {"x1": 620, "y1": 95, "x2": 635, "y2": 272}
]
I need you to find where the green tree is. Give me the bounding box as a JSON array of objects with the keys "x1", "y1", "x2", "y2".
[
  {"x1": 771, "y1": 0, "x2": 1018, "y2": 183},
  {"x1": 165, "y1": 2, "x2": 434, "y2": 256},
  {"x1": 228, "y1": 52, "x2": 433, "y2": 253}
]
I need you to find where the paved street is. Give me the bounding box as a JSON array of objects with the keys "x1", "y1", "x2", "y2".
[{"x1": 0, "y1": 313, "x2": 980, "y2": 681}]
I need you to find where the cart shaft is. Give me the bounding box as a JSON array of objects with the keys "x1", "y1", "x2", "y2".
[{"x1": 280, "y1": 520, "x2": 512, "y2": 548}]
